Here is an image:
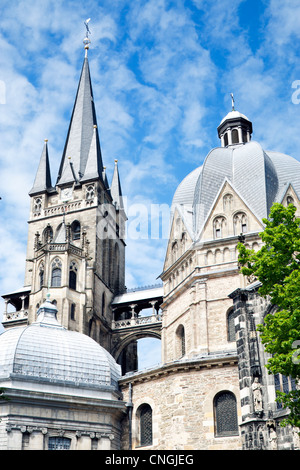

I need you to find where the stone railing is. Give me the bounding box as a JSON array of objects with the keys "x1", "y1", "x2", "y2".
[
  {"x1": 112, "y1": 314, "x2": 162, "y2": 330},
  {"x1": 44, "y1": 201, "x2": 82, "y2": 217},
  {"x1": 3, "y1": 309, "x2": 28, "y2": 323},
  {"x1": 37, "y1": 242, "x2": 83, "y2": 257}
]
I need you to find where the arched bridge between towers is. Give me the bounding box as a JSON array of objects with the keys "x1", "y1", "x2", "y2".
[{"x1": 111, "y1": 285, "x2": 163, "y2": 362}]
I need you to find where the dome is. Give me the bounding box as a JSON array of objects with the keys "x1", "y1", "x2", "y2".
[
  {"x1": 171, "y1": 140, "x2": 300, "y2": 240},
  {"x1": 0, "y1": 298, "x2": 121, "y2": 390},
  {"x1": 219, "y1": 110, "x2": 250, "y2": 125}
]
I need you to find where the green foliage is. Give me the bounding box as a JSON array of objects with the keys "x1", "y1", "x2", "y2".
[{"x1": 238, "y1": 203, "x2": 300, "y2": 428}]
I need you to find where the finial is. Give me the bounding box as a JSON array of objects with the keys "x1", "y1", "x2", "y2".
[
  {"x1": 115, "y1": 159, "x2": 118, "y2": 163},
  {"x1": 83, "y1": 18, "x2": 91, "y2": 57},
  {"x1": 44, "y1": 138, "x2": 48, "y2": 143},
  {"x1": 230, "y1": 93, "x2": 235, "y2": 111}
]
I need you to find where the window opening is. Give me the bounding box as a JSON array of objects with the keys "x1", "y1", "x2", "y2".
[
  {"x1": 48, "y1": 437, "x2": 71, "y2": 450},
  {"x1": 51, "y1": 258, "x2": 62, "y2": 287},
  {"x1": 214, "y1": 391, "x2": 239, "y2": 437},
  {"x1": 139, "y1": 404, "x2": 153, "y2": 446}
]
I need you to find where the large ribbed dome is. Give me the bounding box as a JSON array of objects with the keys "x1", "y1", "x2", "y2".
[
  {"x1": 0, "y1": 299, "x2": 121, "y2": 390},
  {"x1": 171, "y1": 140, "x2": 300, "y2": 240}
]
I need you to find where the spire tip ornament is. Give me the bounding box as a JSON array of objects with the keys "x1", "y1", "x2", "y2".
[
  {"x1": 83, "y1": 18, "x2": 91, "y2": 56},
  {"x1": 230, "y1": 93, "x2": 235, "y2": 111}
]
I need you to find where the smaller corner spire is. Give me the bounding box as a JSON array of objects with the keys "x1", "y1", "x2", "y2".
[
  {"x1": 29, "y1": 139, "x2": 53, "y2": 196},
  {"x1": 111, "y1": 159, "x2": 124, "y2": 211},
  {"x1": 83, "y1": 18, "x2": 91, "y2": 57}
]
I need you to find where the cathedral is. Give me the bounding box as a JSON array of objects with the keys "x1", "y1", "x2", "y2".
[{"x1": 0, "y1": 35, "x2": 299, "y2": 451}]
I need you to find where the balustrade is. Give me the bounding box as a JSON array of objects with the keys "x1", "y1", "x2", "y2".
[{"x1": 112, "y1": 313, "x2": 162, "y2": 330}]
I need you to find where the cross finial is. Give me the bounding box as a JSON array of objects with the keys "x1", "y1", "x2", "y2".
[
  {"x1": 83, "y1": 18, "x2": 91, "y2": 56},
  {"x1": 230, "y1": 93, "x2": 235, "y2": 111}
]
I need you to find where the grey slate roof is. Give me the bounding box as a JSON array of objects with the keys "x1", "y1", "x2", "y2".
[
  {"x1": 29, "y1": 140, "x2": 52, "y2": 195},
  {"x1": 57, "y1": 57, "x2": 103, "y2": 185},
  {"x1": 110, "y1": 160, "x2": 124, "y2": 210},
  {"x1": 0, "y1": 299, "x2": 121, "y2": 389},
  {"x1": 171, "y1": 140, "x2": 300, "y2": 242}
]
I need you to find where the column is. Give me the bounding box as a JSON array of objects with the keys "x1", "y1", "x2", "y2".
[
  {"x1": 99, "y1": 435, "x2": 112, "y2": 450},
  {"x1": 6, "y1": 429, "x2": 23, "y2": 450},
  {"x1": 29, "y1": 430, "x2": 44, "y2": 450},
  {"x1": 238, "y1": 126, "x2": 243, "y2": 143},
  {"x1": 227, "y1": 128, "x2": 232, "y2": 145}
]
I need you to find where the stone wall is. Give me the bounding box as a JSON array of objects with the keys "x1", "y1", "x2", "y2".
[{"x1": 120, "y1": 358, "x2": 242, "y2": 450}]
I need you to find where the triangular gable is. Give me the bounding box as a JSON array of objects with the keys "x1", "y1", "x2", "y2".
[
  {"x1": 195, "y1": 178, "x2": 265, "y2": 242},
  {"x1": 162, "y1": 206, "x2": 193, "y2": 273},
  {"x1": 277, "y1": 183, "x2": 300, "y2": 205}
]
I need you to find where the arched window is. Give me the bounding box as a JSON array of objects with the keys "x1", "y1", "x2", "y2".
[
  {"x1": 43, "y1": 225, "x2": 53, "y2": 244},
  {"x1": 69, "y1": 261, "x2": 77, "y2": 290},
  {"x1": 223, "y1": 194, "x2": 233, "y2": 212},
  {"x1": 138, "y1": 404, "x2": 153, "y2": 447},
  {"x1": 86, "y1": 184, "x2": 95, "y2": 201},
  {"x1": 176, "y1": 324, "x2": 186, "y2": 358},
  {"x1": 213, "y1": 216, "x2": 226, "y2": 239},
  {"x1": 39, "y1": 262, "x2": 45, "y2": 289},
  {"x1": 48, "y1": 437, "x2": 71, "y2": 450},
  {"x1": 171, "y1": 241, "x2": 178, "y2": 263},
  {"x1": 33, "y1": 197, "x2": 42, "y2": 215},
  {"x1": 224, "y1": 133, "x2": 229, "y2": 147},
  {"x1": 70, "y1": 303, "x2": 76, "y2": 321},
  {"x1": 51, "y1": 258, "x2": 62, "y2": 287},
  {"x1": 214, "y1": 391, "x2": 239, "y2": 437},
  {"x1": 233, "y1": 212, "x2": 248, "y2": 235},
  {"x1": 227, "y1": 308, "x2": 236, "y2": 342},
  {"x1": 286, "y1": 196, "x2": 294, "y2": 206},
  {"x1": 71, "y1": 220, "x2": 81, "y2": 240},
  {"x1": 232, "y1": 129, "x2": 239, "y2": 144}
]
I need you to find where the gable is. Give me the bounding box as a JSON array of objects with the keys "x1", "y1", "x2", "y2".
[
  {"x1": 198, "y1": 180, "x2": 264, "y2": 242},
  {"x1": 163, "y1": 207, "x2": 193, "y2": 273}
]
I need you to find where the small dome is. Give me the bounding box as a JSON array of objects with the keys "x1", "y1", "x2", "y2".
[
  {"x1": 0, "y1": 299, "x2": 121, "y2": 390},
  {"x1": 219, "y1": 110, "x2": 250, "y2": 125}
]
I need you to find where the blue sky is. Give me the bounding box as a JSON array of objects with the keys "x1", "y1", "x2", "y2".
[{"x1": 1, "y1": 0, "x2": 300, "y2": 367}]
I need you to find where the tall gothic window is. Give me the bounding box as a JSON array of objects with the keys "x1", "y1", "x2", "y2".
[
  {"x1": 227, "y1": 308, "x2": 236, "y2": 342},
  {"x1": 274, "y1": 374, "x2": 297, "y2": 409},
  {"x1": 139, "y1": 404, "x2": 153, "y2": 447},
  {"x1": 71, "y1": 221, "x2": 81, "y2": 240},
  {"x1": 69, "y1": 261, "x2": 77, "y2": 290},
  {"x1": 70, "y1": 303, "x2": 76, "y2": 321},
  {"x1": 39, "y1": 262, "x2": 45, "y2": 289},
  {"x1": 51, "y1": 258, "x2": 62, "y2": 287},
  {"x1": 43, "y1": 225, "x2": 53, "y2": 244},
  {"x1": 214, "y1": 391, "x2": 239, "y2": 437}
]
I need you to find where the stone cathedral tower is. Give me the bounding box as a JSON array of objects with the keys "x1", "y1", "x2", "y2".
[{"x1": 2, "y1": 42, "x2": 126, "y2": 354}]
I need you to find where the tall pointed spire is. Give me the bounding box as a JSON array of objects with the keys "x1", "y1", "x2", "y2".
[
  {"x1": 111, "y1": 159, "x2": 124, "y2": 210},
  {"x1": 56, "y1": 47, "x2": 103, "y2": 186},
  {"x1": 29, "y1": 140, "x2": 52, "y2": 195}
]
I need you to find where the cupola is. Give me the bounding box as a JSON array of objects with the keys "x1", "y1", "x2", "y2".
[{"x1": 217, "y1": 94, "x2": 253, "y2": 147}]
